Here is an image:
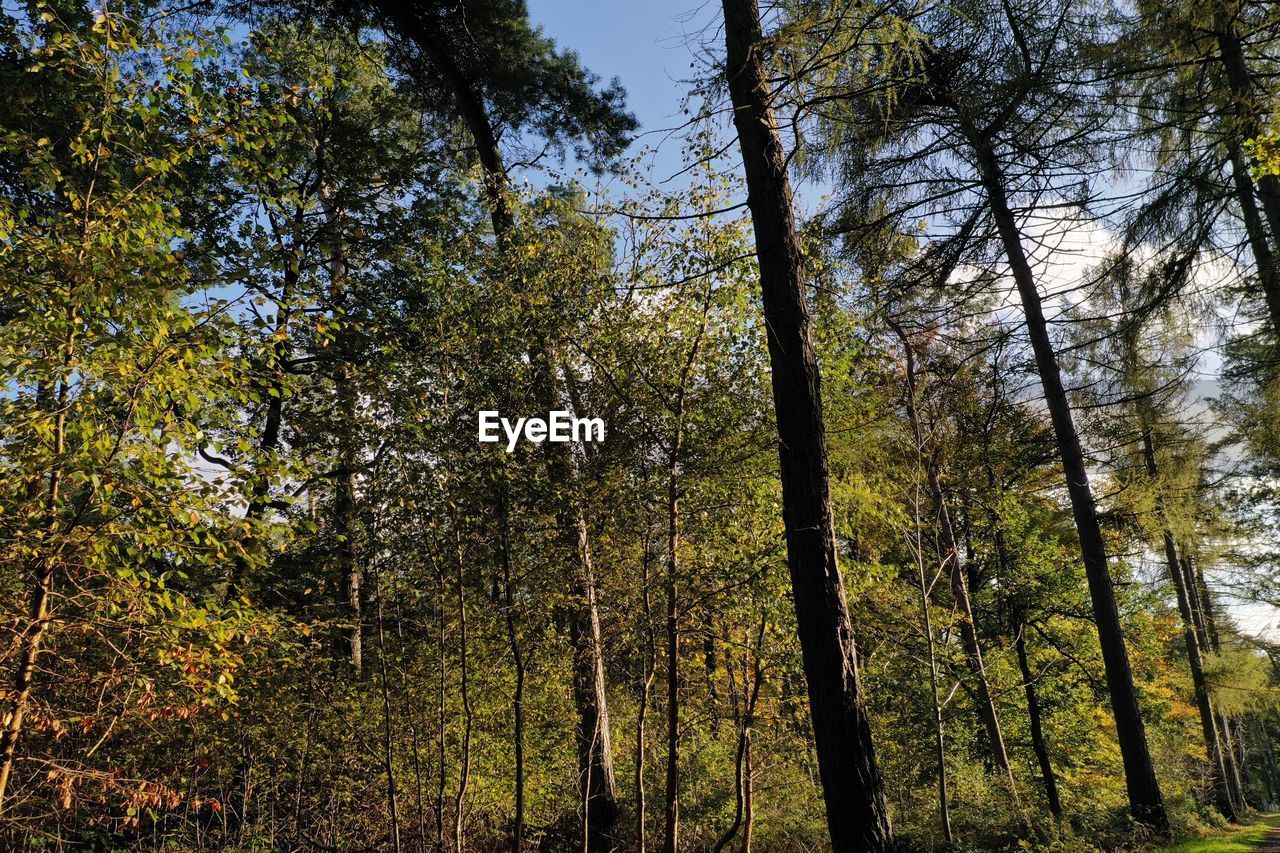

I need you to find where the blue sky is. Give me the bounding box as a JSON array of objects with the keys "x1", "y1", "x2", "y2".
[
  {"x1": 526, "y1": 0, "x2": 709, "y2": 181},
  {"x1": 523, "y1": 1, "x2": 831, "y2": 214}
]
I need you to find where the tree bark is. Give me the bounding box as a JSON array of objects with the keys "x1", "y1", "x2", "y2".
[
  {"x1": 1231, "y1": 717, "x2": 1259, "y2": 809},
  {"x1": 435, "y1": 560, "x2": 448, "y2": 852},
  {"x1": 908, "y1": 479, "x2": 954, "y2": 843},
  {"x1": 332, "y1": 366, "x2": 362, "y2": 675},
  {"x1": 663, "y1": 425, "x2": 682, "y2": 853},
  {"x1": 1226, "y1": 143, "x2": 1280, "y2": 332},
  {"x1": 0, "y1": 547, "x2": 56, "y2": 814},
  {"x1": 373, "y1": 567, "x2": 403, "y2": 852},
  {"x1": 568, "y1": 518, "x2": 619, "y2": 853},
  {"x1": 1014, "y1": 621, "x2": 1062, "y2": 819},
  {"x1": 721, "y1": 0, "x2": 895, "y2": 847},
  {"x1": 1214, "y1": 13, "x2": 1280, "y2": 246},
  {"x1": 1183, "y1": 552, "x2": 1248, "y2": 810},
  {"x1": 453, "y1": 532, "x2": 474, "y2": 853},
  {"x1": 968, "y1": 133, "x2": 1168, "y2": 833},
  {"x1": 636, "y1": 524, "x2": 657, "y2": 853},
  {"x1": 0, "y1": 349, "x2": 71, "y2": 811},
  {"x1": 318, "y1": 162, "x2": 362, "y2": 676},
  {"x1": 712, "y1": 622, "x2": 765, "y2": 853},
  {"x1": 894, "y1": 324, "x2": 1018, "y2": 802},
  {"x1": 1140, "y1": 429, "x2": 1237, "y2": 821},
  {"x1": 742, "y1": 729, "x2": 755, "y2": 853},
  {"x1": 499, "y1": 497, "x2": 526, "y2": 852}
]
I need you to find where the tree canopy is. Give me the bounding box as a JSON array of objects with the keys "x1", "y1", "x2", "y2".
[{"x1": 2, "y1": 0, "x2": 1280, "y2": 850}]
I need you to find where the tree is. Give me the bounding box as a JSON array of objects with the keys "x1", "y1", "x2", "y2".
[
  {"x1": 792, "y1": 0, "x2": 1170, "y2": 831},
  {"x1": 0, "y1": 3, "x2": 282, "y2": 821},
  {"x1": 325, "y1": 3, "x2": 637, "y2": 845},
  {"x1": 719, "y1": 0, "x2": 896, "y2": 847}
]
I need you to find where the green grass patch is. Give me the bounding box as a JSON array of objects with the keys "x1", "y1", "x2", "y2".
[{"x1": 1162, "y1": 814, "x2": 1280, "y2": 853}]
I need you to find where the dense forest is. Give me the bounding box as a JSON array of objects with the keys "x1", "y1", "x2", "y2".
[{"x1": 3, "y1": 0, "x2": 1280, "y2": 849}]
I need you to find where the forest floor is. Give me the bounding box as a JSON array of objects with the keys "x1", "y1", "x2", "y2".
[{"x1": 1160, "y1": 814, "x2": 1280, "y2": 853}]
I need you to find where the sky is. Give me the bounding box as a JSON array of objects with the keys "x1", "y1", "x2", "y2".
[{"x1": 526, "y1": 0, "x2": 715, "y2": 185}]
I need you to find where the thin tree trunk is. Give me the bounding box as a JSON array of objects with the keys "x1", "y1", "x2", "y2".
[
  {"x1": 1015, "y1": 621, "x2": 1062, "y2": 819},
  {"x1": 453, "y1": 532, "x2": 473, "y2": 853},
  {"x1": 1233, "y1": 718, "x2": 1258, "y2": 809},
  {"x1": 1190, "y1": 555, "x2": 1223, "y2": 654},
  {"x1": 435, "y1": 561, "x2": 448, "y2": 853},
  {"x1": 318, "y1": 164, "x2": 363, "y2": 676},
  {"x1": 0, "y1": 358, "x2": 71, "y2": 811},
  {"x1": 721, "y1": 1, "x2": 894, "y2": 847},
  {"x1": 1265, "y1": 734, "x2": 1280, "y2": 807},
  {"x1": 396, "y1": 609, "x2": 429, "y2": 849},
  {"x1": 912, "y1": 497, "x2": 953, "y2": 844},
  {"x1": 664, "y1": 387, "x2": 689, "y2": 853},
  {"x1": 712, "y1": 621, "x2": 765, "y2": 853},
  {"x1": 711, "y1": 651, "x2": 746, "y2": 853},
  {"x1": 637, "y1": 522, "x2": 657, "y2": 853},
  {"x1": 1184, "y1": 553, "x2": 1248, "y2": 811},
  {"x1": 568, "y1": 517, "x2": 619, "y2": 852},
  {"x1": 923, "y1": 600, "x2": 952, "y2": 844},
  {"x1": 499, "y1": 496, "x2": 526, "y2": 853},
  {"x1": 897, "y1": 327, "x2": 955, "y2": 842},
  {"x1": 742, "y1": 728, "x2": 755, "y2": 853},
  {"x1": 0, "y1": 548, "x2": 56, "y2": 814},
  {"x1": 1140, "y1": 429, "x2": 1237, "y2": 821},
  {"x1": 968, "y1": 131, "x2": 1168, "y2": 833},
  {"x1": 331, "y1": 367, "x2": 362, "y2": 675},
  {"x1": 936, "y1": 489, "x2": 1015, "y2": 800},
  {"x1": 894, "y1": 322, "x2": 1017, "y2": 802},
  {"x1": 374, "y1": 567, "x2": 404, "y2": 852}
]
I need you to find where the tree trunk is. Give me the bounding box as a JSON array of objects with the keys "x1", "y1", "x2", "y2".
[
  {"x1": 742, "y1": 729, "x2": 755, "y2": 853},
  {"x1": 1140, "y1": 429, "x2": 1237, "y2": 821},
  {"x1": 664, "y1": 404, "x2": 686, "y2": 853},
  {"x1": 1184, "y1": 553, "x2": 1248, "y2": 811},
  {"x1": 1228, "y1": 712, "x2": 1249, "y2": 809},
  {"x1": 374, "y1": 567, "x2": 404, "y2": 852},
  {"x1": 319, "y1": 167, "x2": 363, "y2": 677},
  {"x1": 0, "y1": 360, "x2": 70, "y2": 811},
  {"x1": 912, "y1": 492, "x2": 954, "y2": 843},
  {"x1": 395, "y1": 608, "x2": 429, "y2": 848},
  {"x1": 435, "y1": 562, "x2": 448, "y2": 853},
  {"x1": 969, "y1": 133, "x2": 1168, "y2": 833},
  {"x1": 1190, "y1": 555, "x2": 1223, "y2": 654},
  {"x1": 499, "y1": 497, "x2": 526, "y2": 853},
  {"x1": 712, "y1": 622, "x2": 764, "y2": 853},
  {"x1": 894, "y1": 323, "x2": 1018, "y2": 802},
  {"x1": 721, "y1": 0, "x2": 894, "y2": 847},
  {"x1": 454, "y1": 532, "x2": 474, "y2": 853},
  {"x1": 1226, "y1": 143, "x2": 1280, "y2": 332},
  {"x1": 568, "y1": 516, "x2": 619, "y2": 853},
  {"x1": 1015, "y1": 622, "x2": 1062, "y2": 819},
  {"x1": 0, "y1": 559, "x2": 55, "y2": 814},
  {"x1": 637, "y1": 524, "x2": 657, "y2": 853},
  {"x1": 333, "y1": 367, "x2": 362, "y2": 676},
  {"x1": 1215, "y1": 13, "x2": 1280, "y2": 246}
]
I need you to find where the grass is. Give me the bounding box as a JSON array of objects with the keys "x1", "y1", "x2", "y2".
[{"x1": 1161, "y1": 814, "x2": 1280, "y2": 853}]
